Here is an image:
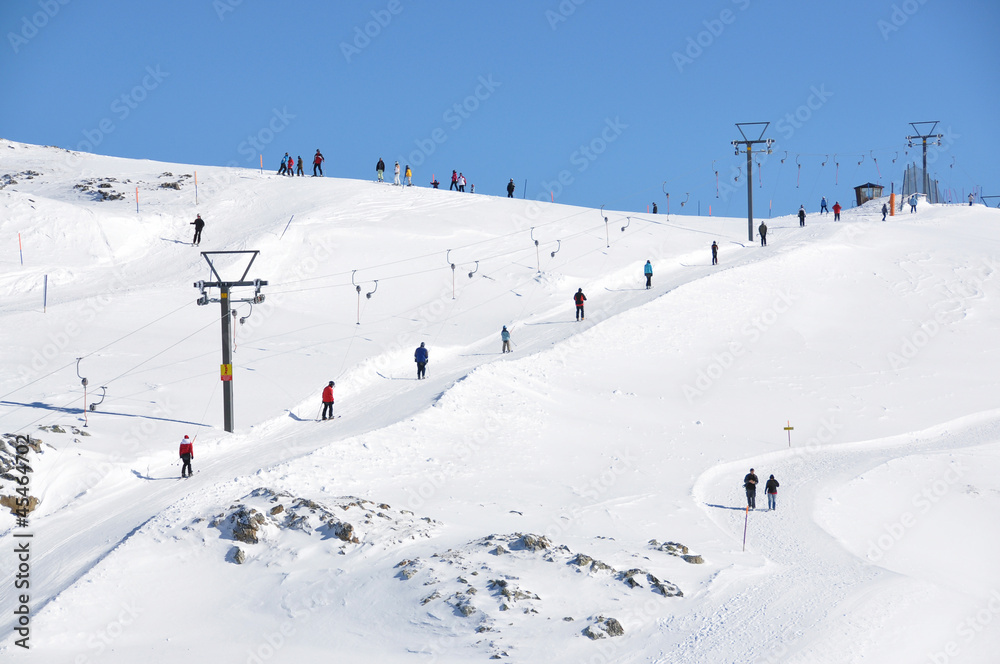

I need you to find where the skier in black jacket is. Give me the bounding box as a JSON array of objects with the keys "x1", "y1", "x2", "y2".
[
  {"x1": 190, "y1": 214, "x2": 205, "y2": 246},
  {"x1": 743, "y1": 468, "x2": 759, "y2": 509},
  {"x1": 507, "y1": 179, "x2": 515, "y2": 198},
  {"x1": 765, "y1": 474, "x2": 779, "y2": 510}
]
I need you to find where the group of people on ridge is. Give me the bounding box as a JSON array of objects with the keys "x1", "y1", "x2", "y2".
[
  {"x1": 376, "y1": 159, "x2": 413, "y2": 186},
  {"x1": 277, "y1": 150, "x2": 324, "y2": 177}
]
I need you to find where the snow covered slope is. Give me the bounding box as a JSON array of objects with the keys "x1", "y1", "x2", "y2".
[{"x1": 1, "y1": 139, "x2": 999, "y2": 663}]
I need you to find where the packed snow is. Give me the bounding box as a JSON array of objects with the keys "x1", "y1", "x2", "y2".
[{"x1": 1, "y1": 139, "x2": 999, "y2": 663}]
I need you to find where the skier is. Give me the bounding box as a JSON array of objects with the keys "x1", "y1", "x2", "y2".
[
  {"x1": 321, "y1": 381, "x2": 335, "y2": 420},
  {"x1": 882, "y1": 203, "x2": 888, "y2": 221},
  {"x1": 820, "y1": 196, "x2": 829, "y2": 214},
  {"x1": 758, "y1": 221, "x2": 767, "y2": 246},
  {"x1": 190, "y1": 214, "x2": 205, "y2": 246},
  {"x1": 458, "y1": 173, "x2": 466, "y2": 192},
  {"x1": 296, "y1": 156, "x2": 304, "y2": 176},
  {"x1": 501, "y1": 325, "x2": 511, "y2": 353},
  {"x1": 430, "y1": 177, "x2": 440, "y2": 188},
  {"x1": 179, "y1": 435, "x2": 194, "y2": 478},
  {"x1": 414, "y1": 342, "x2": 428, "y2": 379},
  {"x1": 278, "y1": 152, "x2": 289, "y2": 175},
  {"x1": 909, "y1": 194, "x2": 918, "y2": 213},
  {"x1": 450, "y1": 170, "x2": 458, "y2": 191},
  {"x1": 833, "y1": 201, "x2": 842, "y2": 221},
  {"x1": 969, "y1": 192, "x2": 975, "y2": 206},
  {"x1": 765, "y1": 474, "x2": 779, "y2": 511},
  {"x1": 743, "y1": 468, "x2": 759, "y2": 510},
  {"x1": 644, "y1": 260, "x2": 653, "y2": 289},
  {"x1": 313, "y1": 149, "x2": 324, "y2": 176},
  {"x1": 711, "y1": 241, "x2": 718, "y2": 265},
  {"x1": 394, "y1": 161, "x2": 400, "y2": 186},
  {"x1": 652, "y1": 202, "x2": 658, "y2": 214},
  {"x1": 573, "y1": 288, "x2": 587, "y2": 321},
  {"x1": 286, "y1": 155, "x2": 294, "y2": 177},
  {"x1": 376, "y1": 158, "x2": 385, "y2": 182},
  {"x1": 507, "y1": 179, "x2": 515, "y2": 198},
  {"x1": 405, "y1": 165, "x2": 412, "y2": 186},
  {"x1": 798, "y1": 205, "x2": 806, "y2": 227}
]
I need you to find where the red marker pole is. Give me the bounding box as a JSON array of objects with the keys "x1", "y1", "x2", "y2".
[
  {"x1": 260, "y1": 155, "x2": 263, "y2": 174},
  {"x1": 18, "y1": 232, "x2": 23, "y2": 265},
  {"x1": 135, "y1": 187, "x2": 139, "y2": 213},
  {"x1": 742, "y1": 506, "x2": 749, "y2": 552}
]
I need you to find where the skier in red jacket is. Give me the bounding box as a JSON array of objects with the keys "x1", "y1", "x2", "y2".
[
  {"x1": 179, "y1": 435, "x2": 194, "y2": 478},
  {"x1": 321, "y1": 381, "x2": 335, "y2": 420}
]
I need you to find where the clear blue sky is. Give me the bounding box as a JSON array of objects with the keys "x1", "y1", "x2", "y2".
[{"x1": 2, "y1": 0, "x2": 998, "y2": 217}]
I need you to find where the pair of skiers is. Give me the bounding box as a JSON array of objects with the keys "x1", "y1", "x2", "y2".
[
  {"x1": 450, "y1": 171, "x2": 467, "y2": 192},
  {"x1": 743, "y1": 468, "x2": 780, "y2": 510},
  {"x1": 278, "y1": 152, "x2": 292, "y2": 176}
]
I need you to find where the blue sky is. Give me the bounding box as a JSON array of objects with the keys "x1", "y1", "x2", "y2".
[{"x1": 2, "y1": 0, "x2": 998, "y2": 217}]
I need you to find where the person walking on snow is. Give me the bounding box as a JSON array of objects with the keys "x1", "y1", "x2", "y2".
[
  {"x1": 507, "y1": 179, "x2": 515, "y2": 198},
  {"x1": 744, "y1": 468, "x2": 759, "y2": 510},
  {"x1": 405, "y1": 165, "x2": 412, "y2": 186},
  {"x1": 798, "y1": 205, "x2": 806, "y2": 227},
  {"x1": 450, "y1": 170, "x2": 459, "y2": 191},
  {"x1": 644, "y1": 260, "x2": 653, "y2": 289},
  {"x1": 501, "y1": 326, "x2": 511, "y2": 353},
  {"x1": 296, "y1": 156, "x2": 304, "y2": 176},
  {"x1": 190, "y1": 214, "x2": 205, "y2": 246},
  {"x1": 278, "y1": 152, "x2": 289, "y2": 175},
  {"x1": 376, "y1": 158, "x2": 385, "y2": 182},
  {"x1": 652, "y1": 202, "x2": 658, "y2": 214},
  {"x1": 882, "y1": 203, "x2": 888, "y2": 221},
  {"x1": 711, "y1": 241, "x2": 718, "y2": 265},
  {"x1": 394, "y1": 161, "x2": 401, "y2": 186},
  {"x1": 758, "y1": 221, "x2": 767, "y2": 246},
  {"x1": 573, "y1": 288, "x2": 587, "y2": 321},
  {"x1": 313, "y1": 150, "x2": 324, "y2": 176},
  {"x1": 414, "y1": 342, "x2": 428, "y2": 379},
  {"x1": 179, "y1": 435, "x2": 194, "y2": 478},
  {"x1": 833, "y1": 201, "x2": 842, "y2": 221},
  {"x1": 286, "y1": 155, "x2": 294, "y2": 176},
  {"x1": 321, "y1": 381, "x2": 335, "y2": 420},
  {"x1": 765, "y1": 474, "x2": 779, "y2": 511},
  {"x1": 458, "y1": 173, "x2": 466, "y2": 192},
  {"x1": 820, "y1": 196, "x2": 829, "y2": 214},
  {"x1": 969, "y1": 192, "x2": 975, "y2": 206},
  {"x1": 909, "y1": 194, "x2": 918, "y2": 213}
]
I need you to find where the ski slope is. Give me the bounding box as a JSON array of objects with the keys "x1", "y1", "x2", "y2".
[{"x1": 1, "y1": 139, "x2": 999, "y2": 663}]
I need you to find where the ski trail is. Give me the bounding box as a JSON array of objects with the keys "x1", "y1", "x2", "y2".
[{"x1": 656, "y1": 411, "x2": 1000, "y2": 663}]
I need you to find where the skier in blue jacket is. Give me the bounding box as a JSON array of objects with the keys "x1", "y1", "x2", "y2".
[
  {"x1": 644, "y1": 260, "x2": 653, "y2": 289},
  {"x1": 414, "y1": 342, "x2": 428, "y2": 379},
  {"x1": 501, "y1": 326, "x2": 511, "y2": 353}
]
